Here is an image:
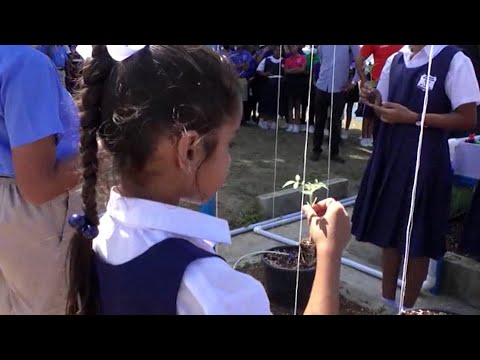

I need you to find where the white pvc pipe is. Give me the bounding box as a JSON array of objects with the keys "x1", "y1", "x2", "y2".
[
  {"x1": 229, "y1": 195, "x2": 358, "y2": 236},
  {"x1": 253, "y1": 228, "x2": 299, "y2": 246},
  {"x1": 230, "y1": 211, "x2": 300, "y2": 236},
  {"x1": 341, "y1": 257, "x2": 403, "y2": 288},
  {"x1": 256, "y1": 214, "x2": 304, "y2": 231}
]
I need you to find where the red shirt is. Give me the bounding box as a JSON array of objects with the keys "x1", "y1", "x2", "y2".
[
  {"x1": 360, "y1": 45, "x2": 404, "y2": 81},
  {"x1": 284, "y1": 54, "x2": 306, "y2": 70}
]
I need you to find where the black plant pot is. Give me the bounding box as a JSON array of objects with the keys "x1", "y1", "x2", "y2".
[{"x1": 262, "y1": 245, "x2": 315, "y2": 310}]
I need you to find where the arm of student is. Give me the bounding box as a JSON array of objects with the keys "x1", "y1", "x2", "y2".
[
  {"x1": 294, "y1": 61, "x2": 307, "y2": 74},
  {"x1": 178, "y1": 257, "x2": 272, "y2": 315},
  {"x1": 373, "y1": 102, "x2": 476, "y2": 130},
  {"x1": 423, "y1": 103, "x2": 477, "y2": 130},
  {"x1": 12, "y1": 139, "x2": 79, "y2": 204},
  {"x1": 257, "y1": 59, "x2": 271, "y2": 76},
  {"x1": 301, "y1": 201, "x2": 350, "y2": 315},
  {"x1": 4, "y1": 52, "x2": 80, "y2": 204},
  {"x1": 303, "y1": 249, "x2": 341, "y2": 315}
]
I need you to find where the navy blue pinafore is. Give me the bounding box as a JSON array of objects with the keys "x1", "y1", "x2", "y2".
[
  {"x1": 95, "y1": 238, "x2": 221, "y2": 315},
  {"x1": 352, "y1": 46, "x2": 459, "y2": 259}
]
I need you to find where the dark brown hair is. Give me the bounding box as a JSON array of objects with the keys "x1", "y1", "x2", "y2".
[{"x1": 66, "y1": 45, "x2": 240, "y2": 314}]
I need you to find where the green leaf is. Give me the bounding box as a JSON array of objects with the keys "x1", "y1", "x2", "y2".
[{"x1": 282, "y1": 180, "x2": 296, "y2": 188}]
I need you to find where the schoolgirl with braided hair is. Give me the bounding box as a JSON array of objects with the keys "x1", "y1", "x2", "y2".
[{"x1": 67, "y1": 45, "x2": 351, "y2": 315}]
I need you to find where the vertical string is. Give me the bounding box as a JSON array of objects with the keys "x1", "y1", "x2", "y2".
[
  {"x1": 398, "y1": 45, "x2": 434, "y2": 313},
  {"x1": 272, "y1": 45, "x2": 283, "y2": 218},
  {"x1": 293, "y1": 45, "x2": 316, "y2": 315},
  {"x1": 326, "y1": 45, "x2": 337, "y2": 198}
]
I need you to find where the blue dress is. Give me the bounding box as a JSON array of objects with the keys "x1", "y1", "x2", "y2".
[
  {"x1": 352, "y1": 46, "x2": 460, "y2": 260},
  {"x1": 95, "y1": 238, "x2": 222, "y2": 315}
]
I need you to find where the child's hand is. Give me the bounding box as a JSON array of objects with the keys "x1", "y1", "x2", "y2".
[
  {"x1": 302, "y1": 199, "x2": 351, "y2": 257},
  {"x1": 371, "y1": 102, "x2": 418, "y2": 125},
  {"x1": 359, "y1": 81, "x2": 381, "y2": 106}
]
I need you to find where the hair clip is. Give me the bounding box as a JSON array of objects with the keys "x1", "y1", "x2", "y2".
[{"x1": 68, "y1": 214, "x2": 99, "y2": 240}]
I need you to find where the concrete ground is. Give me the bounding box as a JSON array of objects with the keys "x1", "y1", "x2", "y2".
[{"x1": 218, "y1": 206, "x2": 480, "y2": 315}]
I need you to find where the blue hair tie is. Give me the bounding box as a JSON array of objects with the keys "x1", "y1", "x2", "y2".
[{"x1": 68, "y1": 214, "x2": 99, "y2": 240}]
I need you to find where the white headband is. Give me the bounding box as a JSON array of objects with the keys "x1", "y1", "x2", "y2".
[{"x1": 76, "y1": 45, "x2": 147, "y2": 62}]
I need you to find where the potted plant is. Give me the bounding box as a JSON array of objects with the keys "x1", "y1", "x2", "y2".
[{"x1": 261, "y1": 175, "x2": 327, "y2": 310}]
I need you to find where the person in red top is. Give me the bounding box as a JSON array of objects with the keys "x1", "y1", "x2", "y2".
[
  {"x1": 284, "y1": 45, "x2": 307, "y2": 133},
  {"x1": 355, "y1": 45, "x2": 404, "y2": 147}
]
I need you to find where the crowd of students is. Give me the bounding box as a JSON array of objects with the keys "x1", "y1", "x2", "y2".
[
  {"x1": 221, "y1": 45, "x2": 375, "y2": 158},
  {"x1": 0, "y1": 44, "x2": 479, "y2": 316}
]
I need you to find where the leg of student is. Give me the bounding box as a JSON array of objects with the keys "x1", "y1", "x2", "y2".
[
  {"x1": 287, "y1": 97, "x2": 294, "y2": 124},
  {"x1": 308, "y1": 85, "x2": 316, "y2": 125},
  {"x1": 331, "y1": 92, "x2": 346, "y2": 156},
  {"x1": 382, "y1": 247, "x2": 402, "y2": 301},
  {"x1": 295, "y1": 98, "x2": 302, "y2": 124},
  {"x1": 345, "y1": 101, "x2": 354, "y2": 131},
  {"x1": 403, "y1": 256, "x2": 429, "y2": 308},
  {"x1": 312, "y1": 89, "x2": 329, "y2": 155},
  {"x1": 366, "y1": 116, "x2": 374, "y2": 139}
]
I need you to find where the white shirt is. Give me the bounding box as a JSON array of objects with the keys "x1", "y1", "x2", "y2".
[
  {"x1": 93, "y1": 189, "x2": 272, "y2": 315},
  {"x1": 377, "y1": 45, "x2": 480, "y2": 110}
]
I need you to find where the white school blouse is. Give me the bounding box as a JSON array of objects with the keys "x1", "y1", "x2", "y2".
[
  {"x1": 93, "y1": 189, "x2": 272, "y2": 315},
  {"x1": 377, "y1": 45, "x2": 480, "y2": 110}
]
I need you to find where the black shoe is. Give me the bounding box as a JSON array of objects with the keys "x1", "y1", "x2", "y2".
[
  {"x1": 331, "y1": 155, "x2": 345, "y2": 164},
  {"x1": 310, "y1": 152, "x2": 321, "y2": 162}
]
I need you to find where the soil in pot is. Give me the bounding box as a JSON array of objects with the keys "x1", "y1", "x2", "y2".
[{"x1": 262, "y1": 243, "x2": 316, "y2": 309}]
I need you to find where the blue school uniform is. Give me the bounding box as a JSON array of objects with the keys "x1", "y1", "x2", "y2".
[
  {"x1": 92, "y1": 189, "x2": 271, "y2": 315},
  {"x1": 0, "y1": 45, "x2": 79, "y2": 177},
  {"x1": 96, "y1": 238, "x2": 222, "y2": 315},
  {"x1": 258, "y1": 57, "x2": 284, "y2": 117},
  {"x1": 352, "y1": 46, "x2": 460, "y2": 260}
]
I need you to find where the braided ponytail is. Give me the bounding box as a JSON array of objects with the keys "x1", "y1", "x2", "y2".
[{"x1": 66, "y1": 46, "x2": 114, "y2": 315}]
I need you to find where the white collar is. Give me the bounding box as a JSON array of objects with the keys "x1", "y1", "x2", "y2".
[
  {"x1": 403, "y1": 45, "x2": 447, "y2": 66},
  {"x1": 106, "y1": 188, "x2": 231, "y2": 245}
]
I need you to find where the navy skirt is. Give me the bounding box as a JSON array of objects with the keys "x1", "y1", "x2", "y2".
[
  {"x1": 259, "y1": 78, "x2": 285, "y2": 117},
  {"x1": 351, "y1": 121, "x2": 452, "y2": 260}
]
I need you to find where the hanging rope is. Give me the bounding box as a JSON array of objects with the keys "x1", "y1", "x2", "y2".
[
  {"x1": 398, "y1": 45, "x2": 435, "y2": 313},
  {"x1": 271, "y1": 45, "x2": 283, "y2": 218},
  {"x1": 293, "y1": 45, "x2": 323, "y2": 315}
]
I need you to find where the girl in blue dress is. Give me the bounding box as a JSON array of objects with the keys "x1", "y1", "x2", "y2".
[{"x1": 352, "y1": 45, "x2": 480, "y2": 308}]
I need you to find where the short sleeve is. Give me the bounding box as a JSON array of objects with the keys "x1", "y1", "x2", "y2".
[
  {"x1": 445, "y1": 51, "x2": 480, "y2": 110},
  {"x1": 257, "y1": 58, "x2": 266, "y2": 72},
  {"x1": 2, "y1": 51, "x2": 64, "y2": 148},
  {"x1": 178, "y1": 257, "x2": 272, "y2": 315}
]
